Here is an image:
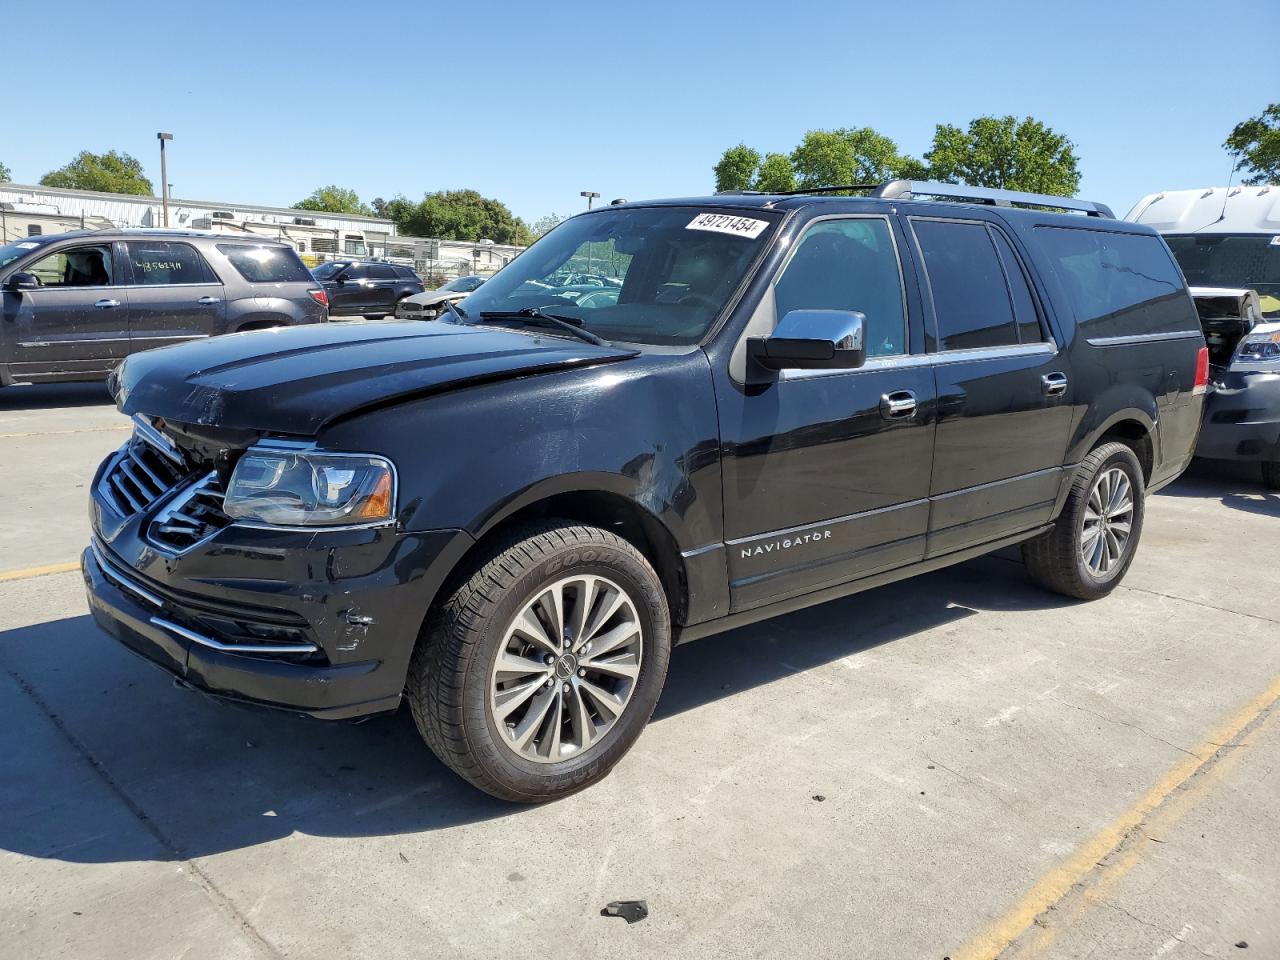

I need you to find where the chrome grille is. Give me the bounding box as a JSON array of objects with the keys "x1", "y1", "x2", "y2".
[
  {"x1": 148, "y1": 473, "x2": 234, "y2": 552},
  {"x1": 101, "y1": 423, "x2": 191, "y2": 517}
]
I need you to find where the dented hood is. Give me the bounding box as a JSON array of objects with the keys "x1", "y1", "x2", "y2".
[{"x1": 112, "y1": 320, "x2": 637, "y2": 436}]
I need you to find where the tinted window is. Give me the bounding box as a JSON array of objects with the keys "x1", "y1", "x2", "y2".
[
  {"x1": 342, "y1": 263, "x2": 368, "y2": 280},
  {"x1": 27, "y1": 244, "x2": 115, "y2": 287},
  {"x1": 774, "y1": 218, "x2": 906, "y2": 357},
  {"x1": 393, "y1": 265, "x2": 419, "y2": 280},
  {"x1": 1036, "y1": 227, "x2": 1193, "y2": 337},
  {"x1": 990, "y1": 229, "x2": 1043, "y2": 344},
  {"x1": 311, "y1": 261, "x2": 347, "y2": 280},
  {"x1": 367, "y1": 263, "x2": 396, "y2": 279},
  {"x1": 914, "y1": 220, "x2": 1018, "y2": 350},
  {"x1": 217, "y1": 244, "x2": 312, "y2": 283},
  {"x1": 126, "y1": 241, "x2": 216, "y2": 286},
  {"x1": 1164, "y1": 234, "x2": 1280, "y2": 318}
]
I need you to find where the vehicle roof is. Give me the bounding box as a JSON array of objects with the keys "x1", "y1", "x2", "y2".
[
  {"x1": 1126, "y1": 186, "x2": 1280, "y2": 234},
  {"x1": 4, "y1": 228, "x2": 291, "y2": 245}
]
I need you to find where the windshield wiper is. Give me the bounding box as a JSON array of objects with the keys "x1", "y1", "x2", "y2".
[{"x1": 477, "y1": 307, "x2": 611, "y2": 346}]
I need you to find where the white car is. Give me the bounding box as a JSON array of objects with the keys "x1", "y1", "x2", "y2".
[{"x1": 395, "y1": 275, "x2": 487, "y2": 320}]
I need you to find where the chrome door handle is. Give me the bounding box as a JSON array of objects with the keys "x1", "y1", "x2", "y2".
[
  {"x1": 880, "y1": 390, "x2": 917, "y2": 419},
  {"x1": 1042, "y1": 372, "x2": 1068, "y2": 397},
  {"x1": 94, "y1": 299, "x2": 120, "y2": 309},
  {"x1": 196, "y1": 296, "x2": 221, "y2": 305}
]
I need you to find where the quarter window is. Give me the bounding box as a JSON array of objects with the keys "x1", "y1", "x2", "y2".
[
  {"x1": 125, "y1": 241, "x2": 217, "y2": 286},
  {"x1": 773, "y1": 218, "x2": 907, "y2": 358},
  {"x1": 914, "y1": 219, "x2": 1020, "y2": 351},
  {"x1": 990, "y1": 229, "x2": 1044, "y2": 344}
]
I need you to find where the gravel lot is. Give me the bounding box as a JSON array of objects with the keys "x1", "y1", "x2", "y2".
[{"x1": 2, "y1": 383, "x2": 1278, "y2": 960}]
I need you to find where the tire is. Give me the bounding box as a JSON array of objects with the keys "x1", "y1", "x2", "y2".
[
  {"x1": 1263, "y1": 460, "x2": 1280, "y2": 490},
  {"x1": 408, "y1": 521, "x2": 671, "y2": 802},
  {"x1": 1022, "y1": 442, "x2": 1146, "y2": 601}
]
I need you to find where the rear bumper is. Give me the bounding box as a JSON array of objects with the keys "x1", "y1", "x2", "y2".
[{"x1": 1196, "y1": 370, "x2": 1280, "y2": 462}]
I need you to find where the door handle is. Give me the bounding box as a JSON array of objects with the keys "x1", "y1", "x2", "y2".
[
  {"x1": 880, "y1": 390, "x2": 917, "y2": 420},
  {"x1": 196, "y1": 296, "x2": 221, "y2": 305},
  {"x1": 94, "y1": 299, "x2": 120, "y2": 309},
  {"x1": 1041, "y1": 372, "x2": 1068, "y2": 397}
]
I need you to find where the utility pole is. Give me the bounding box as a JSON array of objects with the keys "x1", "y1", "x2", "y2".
[{"x1": 157, "y1": 133, "x2": 173, "y2": 227}]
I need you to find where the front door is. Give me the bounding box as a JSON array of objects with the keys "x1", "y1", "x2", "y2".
[
  {"x1": 0, "y1": 241, "x2": 128, "y2": 382},
  {"x1": 364, "y1": 262, "x2": 400, "y2": 313},
  {"x1": 907, "y1": 216, "x2": 1074, "y2": 555},
  {"x1": 716, "y1": 215, "x2": 937, "y2": 613},
  {"x1": 122, "y1": 239, "x2": 226, "y2": 352},
  {"x1": 331, "y1": 263, "x2": 370, "y2": 313}
]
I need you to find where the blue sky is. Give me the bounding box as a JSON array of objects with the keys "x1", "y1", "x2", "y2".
[{"x1": 5, "y1": 0, "x2": 1270, "y2": 224}]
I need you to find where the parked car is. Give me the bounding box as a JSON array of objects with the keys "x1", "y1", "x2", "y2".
[
  {"x1": 84, "y1": 182, "x2": 1206, "y2": 801},
  {"x1": 312, "y1": 260, "x2": 424, "y2": 319},
  {"x1": 1128, "y1": 186, "x2": 1280, "y2": 487},
  {"x1": 0, "y1": 230, "x2": 327, "y2": 387},
  {"x1": 395, "y1": 274, "x2": 486, "y2": 320}
]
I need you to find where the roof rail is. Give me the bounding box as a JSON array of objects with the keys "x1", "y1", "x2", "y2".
[{"x1": 871, "y1": 180, "x2": 1115, "y2": 218}]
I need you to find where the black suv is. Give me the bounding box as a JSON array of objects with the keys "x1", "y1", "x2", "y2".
[
  {"x1": 311, "y1": 260, "x2": 424, "y2": 319},
  {"x1": 0, "y1": 230, "x2": 328, "y2": 386},
  {"x1": 82, "y1": 183, "x2": 1207, "y2": 801}
]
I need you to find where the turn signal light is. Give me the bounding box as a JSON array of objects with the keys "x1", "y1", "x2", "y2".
[{"x1": 1192, "y1": 346, "x2": 1209, "y2": 395}]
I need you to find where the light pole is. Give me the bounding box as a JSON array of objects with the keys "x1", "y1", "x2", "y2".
[
  {"x1": 157, "y1": 133, "x2": 173, "y2": 227},
  {"x1": 579, "y1": 190, "x2": 600, "y2": 210}
]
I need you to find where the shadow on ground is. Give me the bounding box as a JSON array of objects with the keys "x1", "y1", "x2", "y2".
[
  {"x1": 0, "y1": 381, "x2": 114, "y2": 411},
  {"x1": 0, "y1": 554, "x2": 1076, "y2": 866},
  {"x1": 1156, "y1": 458, "x2": 1279, "y2": 517}
]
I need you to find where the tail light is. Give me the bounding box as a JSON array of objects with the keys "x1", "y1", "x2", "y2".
[
  {"x1": 1192, "y1": 345, "x2": 1209, "y2": 396},
  {"x1": 308, "y1": 288, "x2": 329, "y2": 308}
]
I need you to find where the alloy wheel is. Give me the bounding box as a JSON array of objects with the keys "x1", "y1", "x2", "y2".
[
  {"x1": 488, "y1": 575, "x2": 643, "y2": 763},
  {"x1": 1081, "y1": 466, "x2": 1134, "y2": 577}
]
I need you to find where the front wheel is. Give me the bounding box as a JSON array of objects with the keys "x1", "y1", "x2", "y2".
[
  {"x1": 1022, "y1": 442, "x2": 1146, "y2": 600},
  {"x1": 408, "y1": 522, "x2": 671, "y2": 802},
  {"x1": 1262, "y1": 460, "x2": 1280, "y2": 490}
]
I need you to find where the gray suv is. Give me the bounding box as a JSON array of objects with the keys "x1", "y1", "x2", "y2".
[{"x1": 0, "y1": 229, "x2": 328, "y2": 386}]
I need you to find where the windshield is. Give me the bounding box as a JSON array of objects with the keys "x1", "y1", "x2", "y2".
[
  {"x1": 0, "y1": 238, "x2": 48, "y2": 269},
  {"x1": 450, "y1": 206, "x2": 780, "y2": 345},
  {"x1": 1165, "y1": 234, "x2": 1280, "y2": 318},
  {"x1": 311, "y1": 261, "x2": 349, "y2": 280},
  {"x1": 442, "y1": 275, "x2": 483, "y2": 292}
]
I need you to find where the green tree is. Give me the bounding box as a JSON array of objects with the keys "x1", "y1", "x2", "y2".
[
  {"x1": 402, "y1": 189, "x2": 531, "y2": 245},
  {"x1": 532, "y1": 213, "x2": 565, "y2": 237},
  {"x1": 754, "y1": 153, "x2": 796, "y2": 193},
  {"x1": 371, "y1": 194, "x2": 416, "y2": 227},
  {"x1": 790, "y1": 128, "x2": 918, "y2": 190},
  {"x1": 714, "y1": 143, "x2": 761, "y2": 192},
  {"x1": 1225, "y1": 103, "x2": 1280, "y2": 186},
  {"x1": 0, "y1": 160, "x2": 11, "y2": 182},
  {"x1": 40, "y1": 150, "x2": 153, "y2": 195},
  {"x1": 925, "y1": 115, "x2": 1080, "y2": 195},
  {"x1": 294, "y1": 185, "x2": 372, "y2": 216}
]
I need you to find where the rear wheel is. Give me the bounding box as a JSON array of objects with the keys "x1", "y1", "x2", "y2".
[
  {"x1": 1022, "y1": 442, "x2": 1146, "y2": 600},
  {"x1": 408, "y1": 522, "x2": 671, "y2": 802},
  {"x1": 1263, "y1": 460, "x2": 1280, "y2": 490}
]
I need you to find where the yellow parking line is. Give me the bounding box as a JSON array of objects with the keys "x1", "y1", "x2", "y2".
[
  {"x1": 0, "y1": 560, "x2": 81, "y2": 583},
  {"x1": 954, "y1": 673, "x2": 1280, "y2": 960},
  {"x1": 0, "y1": 425, "x2": 130, "y2": 440}
]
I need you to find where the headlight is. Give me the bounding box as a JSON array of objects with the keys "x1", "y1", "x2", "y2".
[
  {"x1": 1235, "y1": 329, "x2": 1280, "y2": 363},
  {"x1": 224, "y1": 449, "x2": 395, "y2": 526}
]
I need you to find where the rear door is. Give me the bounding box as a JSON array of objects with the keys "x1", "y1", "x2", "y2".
[
  {"x1": 1, "y1": 241, "x2": 129, "y2": 381},
  {"x1": 907, "y1": 215, "x2": 1073, "y2": 556},
  {"x1": 122, "y1": 240, "x2": 226, "y2": 353},
  {"x1": 365, "y1": 262, "x2": 400, "y2": 313}
]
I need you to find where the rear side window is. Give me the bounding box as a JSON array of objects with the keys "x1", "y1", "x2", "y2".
[
  {"x1": 125, "y1": 241, "x2": 217, "y2": 286},
  {"x1": 367, "y1": 263, "x2": 397, "y2": 279},
  {"x1": 393, "y1": 265, "x2": 419, "y2": 280},
  {"x1": 990, "y1": 229, "x2": 1043, "y2": 344},
  {"x1": 216, "y1": 244, "x2": 313, "y2": 283},
  {"x1": 913, "y1": 220, "x2": 1019, "y2": 350},
  {"x1": 1035, "y1": 227, "x2": 1193, "y2": 337}
]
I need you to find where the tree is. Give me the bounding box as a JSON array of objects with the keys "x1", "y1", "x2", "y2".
[
  {"x1": 401, "y1": 189, "x2": 531, "y2": 245},
  {"x1": 925, "y1": 115, "x2": 1080, "y2": 195},
  {"x1": 40, "y1": 150, "x2": 153, "y2": 195},
  {"x1": 293, "y1": 185, "x2": 372, "y2": 216},
  {"x1": 371, "y1": 194, "x2": 416, "y2": 227},
  {"x1": 754, "y1": 153, "x2": 796, "y2": 193},
  {"x1": 790, "y1": 128, "x2": 919, "y2": 190},
  {"x1": 0, "y1": 160, "x2": 10, "y2": 182},
  {"x1": 1225, "y1": 104, "x2": 1280, "y2": 186},
  {"x1": 714, "y1": 143, "x2": 761, "y2": 192},
  {"x1": 532, "y1": 213, "x2": 565, "y2": 237}
]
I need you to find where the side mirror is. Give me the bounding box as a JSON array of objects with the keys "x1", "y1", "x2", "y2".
[
  {"x1": 335, "y1": 273, "x2": 350, "y2": 284},
  {"x1": 5, "y1": 272, "x2": 40, "y2": 292},
  {"x1": 748, "y1": 309, "x2": 867, "y2": 372}
]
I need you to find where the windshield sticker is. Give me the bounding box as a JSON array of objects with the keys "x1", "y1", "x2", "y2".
[
  {"x1": 1271, "y1": 235, "x2": 1280, "y2": 245},
  {"x1": 686, "y1": 213, "x2": 769, "y2": 239}
]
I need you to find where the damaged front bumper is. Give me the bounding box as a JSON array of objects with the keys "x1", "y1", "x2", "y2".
[
  {"x1": 83, "y1": 508, "x2": 473, "y2": 719},
  {"x1": 1197, "y1": 368, "x2": 1280, "y2": 462}
]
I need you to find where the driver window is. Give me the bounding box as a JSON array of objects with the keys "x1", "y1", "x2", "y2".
[
  {"x1": 27, "y1": 244, "x2": 115, "y2": 288},
  {"x1": 773, "y1": 218, "x2": 906, "y2": 358}
]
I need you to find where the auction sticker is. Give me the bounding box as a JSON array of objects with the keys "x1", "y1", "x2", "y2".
[
  {"x1": 686, "y1": 212, "x2": 770, "y2": 239},
  {"x1": 1271, "y1": 235, "x2": 1280, "y2": 246}
]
